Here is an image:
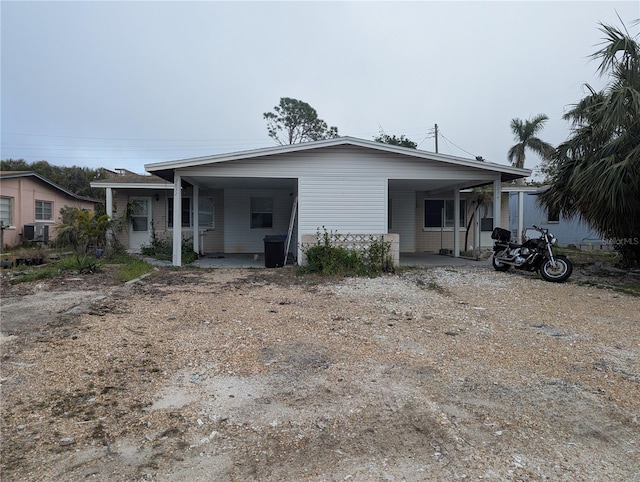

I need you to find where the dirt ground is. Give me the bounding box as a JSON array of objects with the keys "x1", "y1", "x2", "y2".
[{"x1": 1, "y1": 262, "x2": 639, "y2": 481}]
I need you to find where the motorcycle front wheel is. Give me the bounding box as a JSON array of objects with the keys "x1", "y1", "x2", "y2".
[{"x1": 540, "y1": 255, "x2": 572, "y2": 283}]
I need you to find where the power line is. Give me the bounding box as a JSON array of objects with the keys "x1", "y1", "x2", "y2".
[
  {"x1": 2, "y1": 145, "x2": 262, "y2": 152},
  {"x1": 1, "y1": 131, "x2": 267, "y2": 143},
  {"x1": 437, "y1": 130, "x2": 477, "y2": 158}
]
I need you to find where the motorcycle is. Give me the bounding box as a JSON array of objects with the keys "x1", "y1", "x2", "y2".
[{"x1": 491, "y1": 225, "x2": 573, "y2": 282}]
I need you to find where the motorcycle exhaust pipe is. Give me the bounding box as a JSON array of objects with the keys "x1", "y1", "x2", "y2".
[{"x1": 496, "y1": 258, "x2": 519, "y2": 266}]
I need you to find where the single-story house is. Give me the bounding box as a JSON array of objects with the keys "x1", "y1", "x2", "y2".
[
  {"x1": 506, "y1": 185, "x2": 607, "y2": 248},
  {"x1": 91, "y1": 137, "x2": 530, "y2": 265},
  {"x1": 0, "y1": 171, "x2": 97, "y2": 248}
]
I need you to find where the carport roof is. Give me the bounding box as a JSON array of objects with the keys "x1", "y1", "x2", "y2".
[{"x1": 144, "y1": 136, "x2": 530, "y2": 184}]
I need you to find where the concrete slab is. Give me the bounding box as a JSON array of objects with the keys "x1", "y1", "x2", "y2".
[{"x1": 185, "y1": 252, "x2": 491, "y2": 269}]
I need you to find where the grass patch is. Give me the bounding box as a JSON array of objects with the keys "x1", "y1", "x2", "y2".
[
  {"x1": 555, "y1": 247, "x2": 620, "y2": 265},
  {"x1": 9, "y1": 266, "x2": 59, "y2": 285},
  {"x1": 574, "y1": 279, "x2": 640, "y2": 297},
  {"x1": 115, "y1": 259, "x2": 153, "y2": 282},
  {"x1": 7, "y1": 251, "x2": 152, "y2": 285},
  {"x1": 614, "y1": 284, "x2": 640, "y2": 297}
]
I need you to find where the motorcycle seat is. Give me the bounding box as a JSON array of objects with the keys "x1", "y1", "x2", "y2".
[{"x1": 509, "y1": 243, "x2": 522, "y2": 249}]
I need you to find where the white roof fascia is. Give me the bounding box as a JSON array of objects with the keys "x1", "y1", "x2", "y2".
[
  {"x1": 145, "y1": 136, "x2": 531, "y2": 177},
  {"x1": 501, "y1": 185, "x2": 546, "y2": 193},
  {"x1": 90, "y1": 182, "x2": 174, "y2": 189}
]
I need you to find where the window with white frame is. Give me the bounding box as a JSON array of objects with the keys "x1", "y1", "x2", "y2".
[
  {"x1": 35, "y1": 200, "x2": 53, "y2": 221},
  {"x1": 167, "y1": 197, "x2": 215, "y2": 228},
  {"x1": 424, "y1": 199, "x2": 466, "y2": 228},
  {"x1": 547, "y1": 206, "x2": 560, "y2": 223},
  {"x1": 251, "y1": 197, "x2": 273, "y2": 229},
  {"x1": 198, "y1": 197, "x2": 215, "y2": 228},
  {"x1": 0, "y1": 197, "x2": 12, "y2": 226}
]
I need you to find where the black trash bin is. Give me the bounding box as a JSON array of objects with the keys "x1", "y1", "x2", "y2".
[{"x1": 263, "y1": 235, "x2": 285, "y2": 268}]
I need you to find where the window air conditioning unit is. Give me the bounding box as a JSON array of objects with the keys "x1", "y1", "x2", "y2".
[{"x1": 23, "y1": 224, "x2": 49, "y2": 243}]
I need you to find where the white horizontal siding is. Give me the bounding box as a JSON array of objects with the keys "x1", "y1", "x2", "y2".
[
  {"x1": 224, "y1": 189, "x2": 295, "y2": 253},
  {"x1": 298, "y1": 177, "x2": 387, "y2": 236},
  {"x1": 179, "y1": 147, "x2": 496, "y2": 181}
]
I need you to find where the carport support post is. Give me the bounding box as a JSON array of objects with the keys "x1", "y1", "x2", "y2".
[
  {"x1": 493, "y1": 179, "x2": 501, "y2": 231},
  {"x1": 192, "y1": 184, "x2": 199, "y2": 255},
  {"x1": 453, "y1": 189, "x2": 460, "y2": 257},
  {"x1": 518, "y1": 190, "x2": 524, "y2": 242},
  {"x1": 105, "y1": 188, "x2": 113, "y2": 249},
  {"x1": 172, "y1": 173, "x2": 182, "y2": 267}
]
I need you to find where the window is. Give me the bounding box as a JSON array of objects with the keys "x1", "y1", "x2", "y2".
[
  {"x1": 480, "y1": 201, "x2": 494, "y2": 232},
  {"x1": 0, "y1": 197, "x2": 12, "y2": 226},
  {"x1": 35, "y1": 200, "x2": 53, "y2": 221},
  {"x1": 424, "y1": 199, "x2": 466, "y2": 228},
  {"x1": 167, "y1": 197, "x2": 192, "y2": 228},
  {"x1": 198, "y1": 197, "x2": 215, "y2": 228},
  {"x1": 130, "y1": 199, "x2": 149, "y2": 232},
  {"x1": 167, "y1": 197, "x2": 215, "y2": 228},
  {"x1": 547, "y1": 206, "x2": 560, "y2": 223},
  {"x1": 251, "y1": 197, "x2": 273, "y2": 228}
]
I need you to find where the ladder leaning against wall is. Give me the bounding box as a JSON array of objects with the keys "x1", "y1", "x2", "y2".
[{"x1": 283, "y1": 196, "x2": 298, "y2": 266}]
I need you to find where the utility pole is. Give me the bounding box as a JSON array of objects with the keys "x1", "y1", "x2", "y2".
[{"x1": 434, "y1": 123, "x2": 439, "y2": 153}]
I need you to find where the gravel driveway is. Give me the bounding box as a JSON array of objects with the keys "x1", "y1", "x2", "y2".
[{"x1": 1, "y1": 265, "x2": 639, "y2": 481}]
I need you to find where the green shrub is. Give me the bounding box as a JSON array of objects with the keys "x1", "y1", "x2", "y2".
[
  {"x1": 141, "y1": 237, "x2": 197, "y2": 264},
  {"x1": 56, "y1": 208, "x2": 111, "y2": 254},
  {"x1": 300, "y1": 229, "x2": 394, "y2": 277},
  {"x1": 52, "y1": 254, "x2": 101, "y2": 274},
  {"x1": 73, "y1": 255, "x2": 102, "y2": 274}
]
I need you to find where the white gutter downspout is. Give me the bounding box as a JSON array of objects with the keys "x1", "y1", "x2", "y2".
[{"x1": 172, "y1": 173, "x2": 182, "y2": 267}]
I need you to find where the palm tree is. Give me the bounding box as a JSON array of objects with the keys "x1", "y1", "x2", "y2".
[
  {"x1": 538, "y1": 22, "x2": 640, "y2": 267},
  {"x1": 464, "y1": 186, "x2": 493, "y2": 255},
  {"x1": 57, "y1": 208, "x2": 111, "y2": 255},
  {"x1": 508, "y1": 114, "x2": 555, "y2": 184}
]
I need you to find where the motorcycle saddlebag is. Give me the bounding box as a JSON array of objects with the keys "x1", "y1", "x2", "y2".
[{"x1": 491, "y1": 227, "x2": 512, "y2": 242}]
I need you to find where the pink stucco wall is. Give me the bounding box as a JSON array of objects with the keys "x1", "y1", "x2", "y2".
[{"x1": 0, "y1": 177, "x2": 95, "y2": 248}]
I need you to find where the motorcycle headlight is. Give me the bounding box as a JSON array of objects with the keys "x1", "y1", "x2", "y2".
[{"x1": 550, "y1": 236, "x2": 558, "y2": 246}]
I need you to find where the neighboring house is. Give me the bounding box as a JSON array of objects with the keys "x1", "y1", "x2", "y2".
[
  {"x1": 506, "y1": 185, "x2": 606, "y2": 247},
  {"x1": 92, "y1": 137, "x2": 529, "y2": 265},
  {"x1": 90, "y1": 168, "x2": 176, "y2": 253},
  {"x1": 0, "y1": 171, "x2": 97, "y2": 248}
]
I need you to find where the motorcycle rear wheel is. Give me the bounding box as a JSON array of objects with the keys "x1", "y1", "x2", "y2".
[
  {"x1": 540, "y1": 255, "x2": 572, "y2": 283},
  {"x1": 492, "y1": 254, "x2": 510, "y2": 272}
]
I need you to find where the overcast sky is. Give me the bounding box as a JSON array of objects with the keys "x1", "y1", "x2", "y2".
[{"x1": 2, "y1": 1, "x2": 638, "y2": 177}]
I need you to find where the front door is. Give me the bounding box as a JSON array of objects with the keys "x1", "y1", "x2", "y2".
[{"x1": 128, "y1": 197, "x2": 151, "y2": 252}]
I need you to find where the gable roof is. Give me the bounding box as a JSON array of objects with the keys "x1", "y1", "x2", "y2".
[
  {"x1": 0, "y1": 171, "x2": 98, "y2": 203},
  {"x1": 145, "y1": 136, "x2": 530, "y2": 183}
]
